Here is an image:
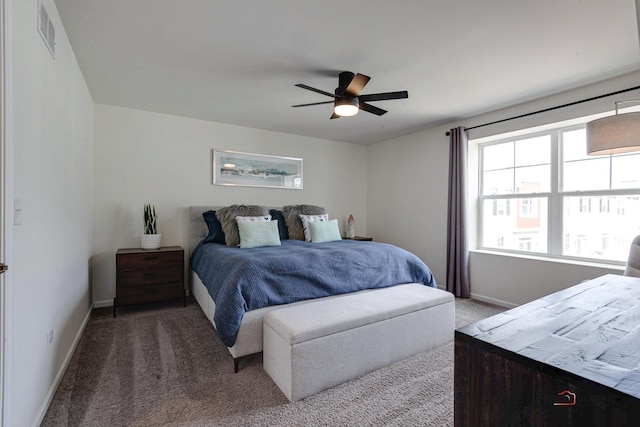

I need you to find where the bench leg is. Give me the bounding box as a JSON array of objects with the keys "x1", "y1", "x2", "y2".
[{"x1": 234, "y1": 357, "x2": 240, "y2": 373}]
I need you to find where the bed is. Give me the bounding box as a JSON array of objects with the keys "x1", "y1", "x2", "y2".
[{"x1": 188, "y1": 205, "x2": 436, "y2": 371}]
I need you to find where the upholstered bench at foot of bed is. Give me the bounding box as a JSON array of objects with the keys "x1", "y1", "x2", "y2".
[{"x1": 263, "y1": 283, "x2": 455, "y2": 402}]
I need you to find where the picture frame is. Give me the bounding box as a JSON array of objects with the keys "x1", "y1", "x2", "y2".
[{"x1": 212, "y1": 150, "x2": 303, "y2": 189}]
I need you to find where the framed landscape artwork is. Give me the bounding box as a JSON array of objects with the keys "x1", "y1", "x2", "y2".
[{"x1": 212, "y1": 150, "x2": 303, "y2": 189}]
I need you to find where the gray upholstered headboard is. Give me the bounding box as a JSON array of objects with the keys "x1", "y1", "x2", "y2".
[{"x1": 189, "y1": 206, "x2": 224, "y2": 256}]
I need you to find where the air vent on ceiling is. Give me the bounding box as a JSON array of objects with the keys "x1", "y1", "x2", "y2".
[{"x1": 37, "y1": 0, "x2": 55, "y2": 58}]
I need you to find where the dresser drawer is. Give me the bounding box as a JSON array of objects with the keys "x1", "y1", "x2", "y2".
[
  {"x1": 117, "y1": 282, "x2": 184, "y2": 305},
  {"x1": 114, "y1": 246, "x2": 186, "y2": 316},
  {"x1": 117, "y1": 266, "x2": 183, "y2": 287},
  {"x1": 116, "y1": 250, "x2": 183, "y2": 270}
]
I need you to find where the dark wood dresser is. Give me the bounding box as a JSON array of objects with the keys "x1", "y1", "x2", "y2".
[
  {"x1": 114, "y1": 246, "x2": 185, "y2": 316},
  {"x1": 455, "y1": 274, "x2": 640, "y2": 427}
]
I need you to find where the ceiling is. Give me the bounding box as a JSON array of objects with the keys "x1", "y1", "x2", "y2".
[{"x1": 53, "y1": 0, "x2": 640, "y2": 145}]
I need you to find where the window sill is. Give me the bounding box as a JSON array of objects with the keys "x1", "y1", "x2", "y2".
[{"x1": 470, "y1": 249, "x2": 626, "y2": 272}]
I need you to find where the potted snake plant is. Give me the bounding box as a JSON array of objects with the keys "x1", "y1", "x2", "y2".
[{"x1": 141, "y1": 204, "x2": 162, "y2": 249}]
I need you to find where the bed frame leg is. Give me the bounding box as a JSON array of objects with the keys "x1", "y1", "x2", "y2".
[{"x1": 234, "y1": 358, "x2": 240, "y2": 373}]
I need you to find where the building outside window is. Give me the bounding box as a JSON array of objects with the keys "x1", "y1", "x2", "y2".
[
  {"x1": 519, "y1": 198, "x2": 537, "y2": 218},
  {"x1": 477, "y1": 125, "x2": 640, "y2": 262}
]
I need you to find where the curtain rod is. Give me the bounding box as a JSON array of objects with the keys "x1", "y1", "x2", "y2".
[{"x1": 445, "y1": 85, "x2": 640, "y2": 136}]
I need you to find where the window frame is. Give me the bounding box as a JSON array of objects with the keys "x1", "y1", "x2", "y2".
[{"x1": 476, "y1": 123, "x2": 640, "y2": 264}]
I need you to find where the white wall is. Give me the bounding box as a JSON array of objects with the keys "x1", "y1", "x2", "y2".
[
  {"x1": 92, "y1": 104, "x2": 367, "y2": 306},
  {"x1": 368, "y1": 70, "x2": 640, "y2": 306},
  {"x1": 469, "y1": 251, "x2": 623, "y2": 307},
  {"x1": 9, "y1": 0, "x2": 94, "y2": 426},
  {"x1": 367, "y1": 126, "x2": 450, "y2": 285}
]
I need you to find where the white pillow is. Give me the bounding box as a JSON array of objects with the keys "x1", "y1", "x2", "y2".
[
  {"x1": 235, "y1": 214, "x2": 272, "y2": 224},
  {"x1": 237, "y1": 220, "x2": 281, "y2": 248},
  {"x1": 309, "y1": 219, "x2": 342, "y2": 243},
  {"x1": 299, "y1": 214, "x2": 329, "y2": 242}
]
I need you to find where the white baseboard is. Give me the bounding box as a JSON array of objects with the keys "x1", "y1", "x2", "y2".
[
  {"x1": 469, "y1": 292, "x2": 518, "y2": 309},
  {"x1": 32, "y1": 304, "x2": 93, "y2": 427},
  {"x1": 436, "y1": 284, "x2": 517, "y2": 309}
]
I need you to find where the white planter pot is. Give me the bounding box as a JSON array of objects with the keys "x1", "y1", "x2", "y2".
[{"x1": 141, "y1": 233, "x2": 162, "y2": 250}]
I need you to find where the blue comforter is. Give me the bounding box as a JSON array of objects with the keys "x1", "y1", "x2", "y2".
[{"x1": 190, "y1": 239, "x2": 435, "y2": 347}]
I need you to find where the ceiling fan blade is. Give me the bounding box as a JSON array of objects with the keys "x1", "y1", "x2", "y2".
[
  {"x1": 358, "y1": 91, "x2": 408, "y2": 102},
  {"x1": 330, "y1": 112, "x2": 340, "y2": 120},
  {"x1": 344, "y1": 73, "x2": 371, "y2": 97},
  {"x1": 292, "y1": 100, "x2": 335, "y2": 108},
  {"x1": 360, "y1": 102, "x2": 387, "y2": 116},
  {"x1": 294, "y1": 83, "x2": 337, "y2": 99}
]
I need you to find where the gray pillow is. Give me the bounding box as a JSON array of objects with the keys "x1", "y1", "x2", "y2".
[
  {"x1": 216, "y1": 204, "x2": 269, "y2": 246},
  {"x1": 282, "y1": 204, "x2": 325, "y2": 240}
]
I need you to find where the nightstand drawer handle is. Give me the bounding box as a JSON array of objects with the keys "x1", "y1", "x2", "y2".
[{"x1": 144, "y1": 256, "x2": 158, "y2": 261}]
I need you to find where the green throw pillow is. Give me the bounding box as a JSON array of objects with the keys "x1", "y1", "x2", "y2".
[
  {"x1": 237, "y1": 220, "x2": 282, "y2": 248},
  {"x1": 309, "y1": 219, "x2": 342, "y2": 243}
]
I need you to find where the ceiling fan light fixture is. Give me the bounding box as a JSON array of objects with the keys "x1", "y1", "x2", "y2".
[
  {"x1": 334, "y1": 97, "x2": 359, "y2": 117},
  {"x1": 293, "y1": 72, "x2": 406, "y2": 118}
]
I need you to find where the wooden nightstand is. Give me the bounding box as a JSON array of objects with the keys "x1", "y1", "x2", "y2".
[
  {"x1": 114, "y1": 246, "x2": 185, "y2": 317},
  {"x1": 346, "y1": 236, "x2": 373, "y2": 241}
]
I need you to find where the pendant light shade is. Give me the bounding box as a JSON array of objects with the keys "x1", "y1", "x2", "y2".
[{"x1": 586, "y1": 101, "x2": 640, "y2": 156}]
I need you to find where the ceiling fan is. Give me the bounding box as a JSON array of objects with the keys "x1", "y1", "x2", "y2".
[{"x1": 292, "y1": 71, "x2": 408, "y2": 119}]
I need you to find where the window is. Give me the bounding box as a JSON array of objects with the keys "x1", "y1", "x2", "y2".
[
  {"x1": 478, "y1": 125, "x2": 640, "y2": 262},
  {"x1": 519, "y1": 198, "x2": 537, "y2": 218},
  {"x1": 492, "y1": 199, "x2": 510, "y2": 216},
  {"x1": 599, "y1": 198, "x2": 610, "y2": 213},
  {"x1": 518, "y1": 238, "x2": 532, "y2": 251},
  {"x1": 579, "y1": 197, "x2": 591, "y2": 213}
]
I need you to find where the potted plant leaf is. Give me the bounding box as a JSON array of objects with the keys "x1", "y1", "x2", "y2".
[{"x1": 141, "y1": 204, "x2": 162, "y2": 249}]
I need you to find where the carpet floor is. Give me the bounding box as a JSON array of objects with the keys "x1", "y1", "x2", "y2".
[{"x1": 41, "y1": 296, "x2": 504, "y2": 426}]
